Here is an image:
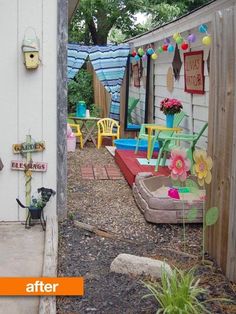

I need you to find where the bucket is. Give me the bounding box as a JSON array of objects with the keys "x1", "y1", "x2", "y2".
[
  {"x1": 86, "y1": 109, "x2": 90, "y2": 118},
  {"x1": 76, "y1": 101, "x2": 86, "y2": 117},
  {"x1": 166, "y1": 114, "x2": 174, "y2": 128}
]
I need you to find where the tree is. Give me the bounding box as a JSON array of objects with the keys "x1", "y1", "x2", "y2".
[
  {"x1": 143, "y1": 0, "x2": 210, "y2": 27},
  {"x1": 69, "y1": 0, "x2": 211, "y2": 44},
  {"x1": 69, "y1": 0, "x2": 146, "y2": 45}
]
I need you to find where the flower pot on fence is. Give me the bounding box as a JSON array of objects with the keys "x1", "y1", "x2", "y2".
[{"x1": 166, "y1": 114, "x2": 174, "y2": 128}]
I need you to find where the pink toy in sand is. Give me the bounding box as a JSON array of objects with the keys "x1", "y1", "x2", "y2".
[{"x1": 168, "y1": 188, "x2": 180, "y2": 199}]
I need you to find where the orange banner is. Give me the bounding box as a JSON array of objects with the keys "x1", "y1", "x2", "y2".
[{"x1": 0, "y1": 277, "x2": 84, "y2": 296}]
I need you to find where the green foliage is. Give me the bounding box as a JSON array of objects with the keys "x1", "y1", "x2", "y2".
[
  {"x1": 143, "y1": 0, "x2": 211, "y2": 27},
  {"x1": 143, "y1": 267, "x2": 210, "y2": 314},
  {"x1": 70, "y1": 0, "x2": 145, "y2": 45},
  {"x1": 67, "y1": 212, "x2": 75, "y2": 221},
  {"x1": 68, "y1": 69, "x2": 94, "y2": 113},
  {"x1": 69, "y1": 0, "x2": 211, "y2": 44},
  {"x1": 146, "y1": 3, "x2": 182, "y2": 26},
  {"x1": 108, "y1": 28, "x2": 126, "y2": 44},
  {"x1": 89, "y1": 103, "x2": 102, "y2": 117}
]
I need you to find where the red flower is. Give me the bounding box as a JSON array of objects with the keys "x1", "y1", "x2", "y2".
[{"x1": 160, "y1": 98, "x2": 183, "y2": 115}]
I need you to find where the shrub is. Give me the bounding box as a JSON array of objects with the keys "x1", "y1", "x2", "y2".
[
  {"x1": 89, "y1": 103, "x2": 102, "y2": 117},
  {"x1": 68, "y1": 68, "x2": 94, "y2": 113}
]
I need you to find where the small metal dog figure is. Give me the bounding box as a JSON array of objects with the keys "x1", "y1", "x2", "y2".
[{"x1": 16, "y1": 187, "x2": 56, "y2": 230}]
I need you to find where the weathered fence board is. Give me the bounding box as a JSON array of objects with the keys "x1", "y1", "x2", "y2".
[
  {"x1": 206, "y1": 6, "x2": 236, "y2": 282},
  {"x1": 87, "y1": 62, "x2": 110, "y2": 118}
]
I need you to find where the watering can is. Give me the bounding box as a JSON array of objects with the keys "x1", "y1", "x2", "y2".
[{"x1": 76, "y1": 101, "x2": 87, "y2": 118}]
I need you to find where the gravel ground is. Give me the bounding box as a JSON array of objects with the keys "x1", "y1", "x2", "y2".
[{"x1": 57, "y1": 145, "x2": 236, "y2": 314}]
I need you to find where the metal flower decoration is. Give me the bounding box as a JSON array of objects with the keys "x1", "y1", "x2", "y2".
[
  {"x1": 193, "y1": 150, "x2": 212, "y2": 186},
  {"x1": 169, "y1": 147, "x2": 191, "y2": 182}
]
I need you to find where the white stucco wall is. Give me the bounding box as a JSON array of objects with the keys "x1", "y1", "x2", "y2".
[{"x1": 0, "y1": 0, "x2": 57, "y2": 221}]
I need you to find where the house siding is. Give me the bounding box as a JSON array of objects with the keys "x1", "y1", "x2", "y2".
[{"x1": 0, "y1": 0, "x2": 57, "y2": 220}]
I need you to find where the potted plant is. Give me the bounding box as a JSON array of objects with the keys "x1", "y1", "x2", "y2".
[
  {"x1": 160, "y1": 98, "x2": 183, "y2": 128},
  {"x1": 29, "y1": 196, "x2": 44, "y2": 219}
]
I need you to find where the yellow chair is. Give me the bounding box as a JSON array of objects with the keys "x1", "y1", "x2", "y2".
[
  {"x1": 97, "y1": 118, "x2": 120, "y2": 149},
  {"x1": 69, "y1": 123, "x2": 83, "y2": 149}
]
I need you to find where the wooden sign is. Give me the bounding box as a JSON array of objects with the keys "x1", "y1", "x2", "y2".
[
  {"x1": 132, "y1": 63, "x2": 140, "y2": 87},
  {"x1": 166, "y1": 67, "x2": 174, "y2": 93},
  {"x1": 11, "y1": 160, "x2": 47, "y2": 172},
  {"x1": 12, "y1": 135, "x2": 47, "y2": 207},
  {"x1": 184, "y1": 50, "x2": 204, "y2": 94},
  {"x1": 12, "y1": 141, "x2": 45, "y2": 153}
]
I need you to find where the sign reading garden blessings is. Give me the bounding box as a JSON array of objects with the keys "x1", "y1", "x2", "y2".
[
  {"x1": 12, "y1": 141, "x2": 45, "y2": 153},
  {"x1": 11, "y1": 135, "x2": 47, "y2": 207},
  {"x1": 11, "y1": 161, "x2": 47, "y2": 172},
  {"x1": 184, "y1": 50, "x2": 204, "y2": 94}
]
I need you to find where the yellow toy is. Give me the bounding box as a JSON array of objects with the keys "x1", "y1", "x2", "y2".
[
  {"x1": 97, "y1": 118, "x2": 120, "y2": 149},
  {"x1": 69, "y1": 124, "x2": 83, "y2": 149}
]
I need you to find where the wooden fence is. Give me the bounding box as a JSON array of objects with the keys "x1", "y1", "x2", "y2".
[
  {"x1": 87, "y1": 62, "x2": 110, "y2": 118},
  {"x1": 206, "y1": 5, "x2": 236, "y2": 282}
]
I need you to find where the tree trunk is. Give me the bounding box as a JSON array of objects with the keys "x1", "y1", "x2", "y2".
[
  {"x1": 96, "y1": 32, "x2": 109, "y2": 45},
  {"x1": 87, "y1": 18, "x2": 98, "y2": 45}
]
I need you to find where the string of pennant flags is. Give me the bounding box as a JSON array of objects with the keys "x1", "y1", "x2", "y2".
[{"x1": 130, "y1": 24, "x2": 211, "y2": 63}]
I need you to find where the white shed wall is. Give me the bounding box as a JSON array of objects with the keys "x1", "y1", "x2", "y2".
[
  {"x1": 126, "y1": 0, "x2": 235, "y2": 148},
  {"x1": 152, "y1": 25, "x2": 211, "y2": 148},
  {"x1": 0, "y1": 0, "x2": 57, "y2": 221}
]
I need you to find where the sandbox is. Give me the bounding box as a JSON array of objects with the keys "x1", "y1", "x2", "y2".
[{"x1": 133, "y1": 173, "x2": 204, "y2": 224}]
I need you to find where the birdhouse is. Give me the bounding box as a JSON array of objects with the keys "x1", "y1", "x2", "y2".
[{"x1": 22, "y1": 29, "x2": 40, "y2": 70}]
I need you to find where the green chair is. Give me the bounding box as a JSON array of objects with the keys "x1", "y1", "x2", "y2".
[
  {"x1": 127, "y1": 97, "x2": 139, "y2": 124},
  {"x1": 154, "y1": 122, "x2": 208, "y2": 172},
  {"x1": 135, "y1": 111, "x2": 186, "y2": 155}
]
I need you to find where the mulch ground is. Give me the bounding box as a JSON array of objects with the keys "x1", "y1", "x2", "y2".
[{"x1": 57, "y1": 144, "x2": 236, "y2": 314}]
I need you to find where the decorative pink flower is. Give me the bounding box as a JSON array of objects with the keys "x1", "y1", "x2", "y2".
[
  {"x1": 160, "y1": 98, "x2": 183, "y2": 115},
  {"x1": 168, "y1": 148, "x2": 191, "y2": 181}
]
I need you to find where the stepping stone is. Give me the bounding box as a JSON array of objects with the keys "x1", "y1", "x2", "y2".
[
  {"x1": 93, "y1": 166, "x2": 108, "y2": 180},
  {"x1": 80, "y1": 166, "x2": 94, "y2": 179},
  {"x1": 105, "y1": 165, "x2": 123, "y2": 180},
  {"x1": 80, "y1": 165, "x2": 123, "y2": 180},
  {"x1": 110, "y1": 253, "x2": 172, "y2": 279}
]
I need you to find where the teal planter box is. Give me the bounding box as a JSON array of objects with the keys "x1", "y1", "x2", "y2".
[{"x1": 76, "y1": 101, "x2": 86, "y2": 117}]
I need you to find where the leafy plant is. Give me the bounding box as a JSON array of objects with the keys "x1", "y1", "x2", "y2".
[
  {"x1": 89, "y1": 103, "x2": 102, "y2": 117},
  {"x1": 143, "y1": 267, "x2": 210, "y2": 314},
  {"x1": 68, "y1": 68, "x2": 94, "y2": 113},
  {"x1": 31, "y1": 194, "x2": 44, "y2": 209},
  {"x1": 67, "y1": 212, "x2": 75, "y2": 221}
]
